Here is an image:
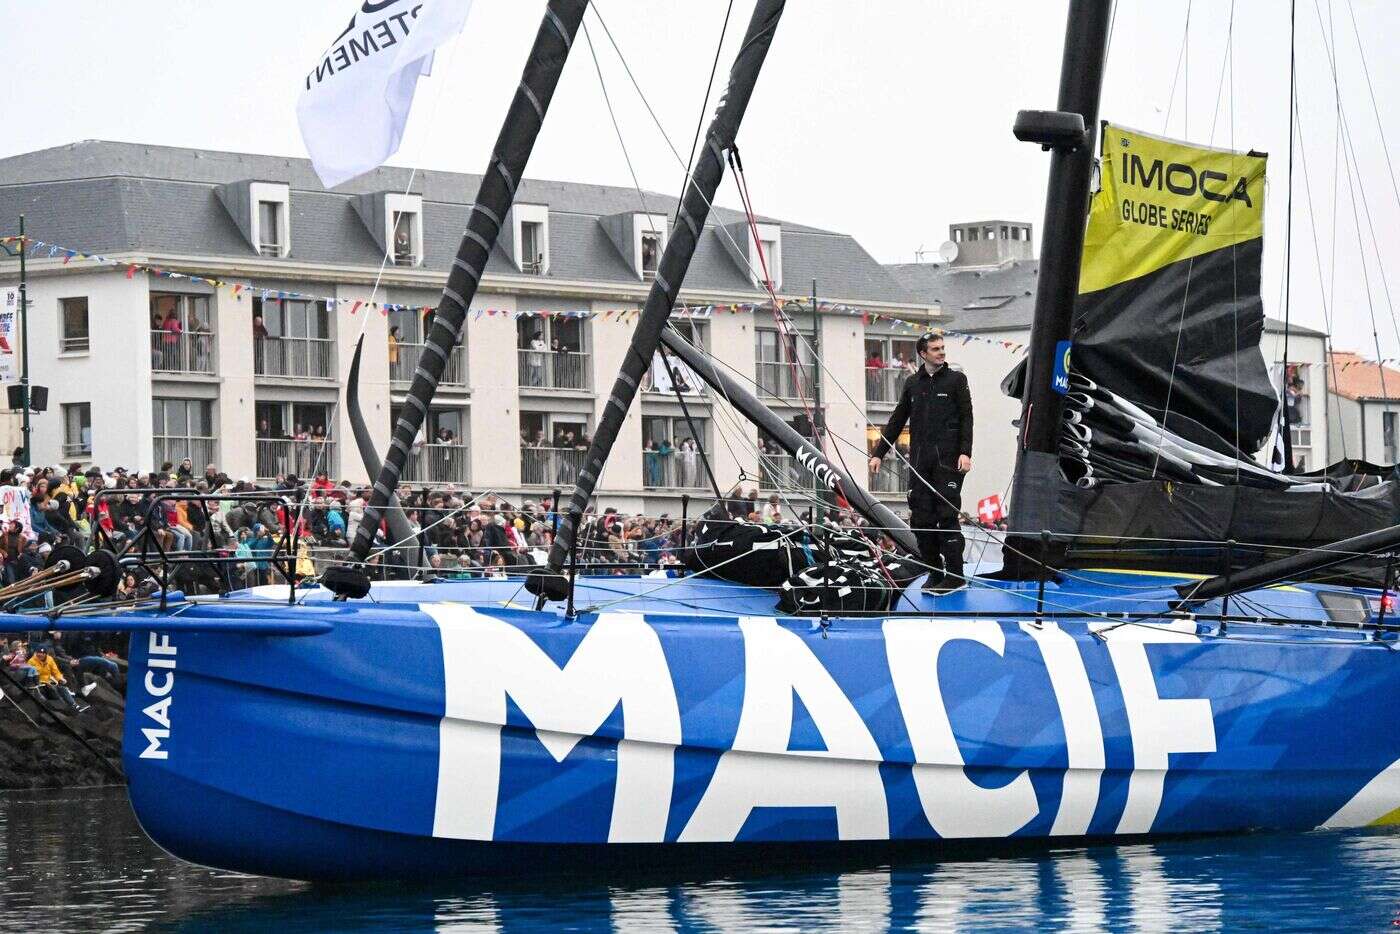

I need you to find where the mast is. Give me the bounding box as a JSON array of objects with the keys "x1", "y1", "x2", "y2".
[
  {"x1": 528, "y1": 0, "x2": 788, "y2": 601},
  {"x1": 1002, "y1": 0, "x2": 1114, "y2": 577},
  {"x1": 657, "y1": 327, "x2": 920, "y2": 558},
  {"x1": 342, "y1": 0, "x2": 589, "y2": 573}
]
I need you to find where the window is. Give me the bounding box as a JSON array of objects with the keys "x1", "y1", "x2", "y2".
[
  {"x1": 520, "y1": 412, "x2": 589, "y2": 486},
  {"x1": 646, "y1": 320, "x2": 705, "y2": 393},
  {"x1": 253, "y1": 298, "x2": 333, "y2": 378},
  {"x1": 1001, "y1": 225, "x2": 1009, "y2": 239},
  {"x1": 641, "y1": 231, "x2": 662, "y2": 279},
  {"x1": 953, "y1": 229, "x2": 964, "y2": 243},
  {"x1": 390, "y1": 406, "x2": 468, "y2": 483},
  {"x1": 153, "y1": 398, "x2": 216, "y2": 469},
  {"x1": 1282, "y1": 363, "x2": 1312, "y2": 471},
  {"x1": 62, "y1": 403, "x2": 91, "y2": 457},
  {"x1": 642, "y1": 415, "x2": 709, "y2": 489},
  {"x1": 755, "y1": 328, "x2": 818, "y2": 400},
  {"x1": 258, "y1": 201, "x2": 283, "y2": 257},
  {"x1": 255, "y1": 401, "x2": 336, "y2": 478},
  {"x1": 1385, "y1": 412, "x2": 1398, "y2": 465},
  {"x1": 521, "y1": 221, "x2": 544, "y2": 275},
  {"x1": 517, "y1": 313, "x2": 589, "y2": 390},
  {"x1": 863, "y1": 336, "x2": 917, "y2": 404},
  {"x1": 150, "y1": 293, "x2": 215, "y2": 374},
  {"x1": 392, "y1": 210, "x2": 418, "y2": 266},
  {"x1": 758, "y1": 239, "x2": 778, "y2": 290},
  {"x1": 59, "y1": 297, "x2": 89, "y2": 353},
  {"x1": 968, "y1": 227, "x2": 979, "y2": 241}
]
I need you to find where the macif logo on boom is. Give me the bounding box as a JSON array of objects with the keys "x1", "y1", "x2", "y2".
[{"x1": 1122, "y1": 152, "x2": 1254, "y2": 209}]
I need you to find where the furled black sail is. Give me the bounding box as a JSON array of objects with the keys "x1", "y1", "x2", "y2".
[
  {"x1": 345, "y1": 0, "x2": 589, "y2": 566},
  {"x1": 1008, "y1": 122, "x2": 1400, "y2": 578},
  {"x1": 529, "y1": 0, "x2": 788, "y2": 601}
]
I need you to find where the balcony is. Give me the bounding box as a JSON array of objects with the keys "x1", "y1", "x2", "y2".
[
  {"x1": 521, "y1": 446, "x2": 586, "y2": 486},
  {"x1": 256, "y1": 438, "x2": 337, "y2": 479},
  {"x1": 642, "y1": 361, "x2": 706, "y2": 396},
  {"x1": 865, "y1": 366, "x2": 913, "y2": 404},
  {"x1": 254, "y1": 336, "x2": 334, "y2": 379},
  {"x1": 391, "y1": 342, "x2": 468, "y2": 387},
  {"x1": 518, "y1": 350, "x2": 590, "y2": 391},
  {"x1": 154, "y1": 437, "x2": 217, "y2": 471},
  {"x1": 642, "y1": 450, "x2": 707, "y2": 490},
  {"x1": 150, "y1": 330, "x2": 217, "y2": 375},
  {"x1": 868, "y1": 459, "x2": 911, "y2": 494},
  {"x1": 402, "y1": 442, "x2": 469, "y2": 485},
  {"x1": 756, "y1": 361, "x2": 819, "y2": 401}
]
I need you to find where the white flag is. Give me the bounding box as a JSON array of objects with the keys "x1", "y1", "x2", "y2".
[{"x1": 297, "y1": 0, "x2": 474, "y2": 189}]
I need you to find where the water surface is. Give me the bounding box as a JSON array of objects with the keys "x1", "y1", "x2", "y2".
[{"x1": 3, "y1": 787, "x2": 1399, "y2": 932}]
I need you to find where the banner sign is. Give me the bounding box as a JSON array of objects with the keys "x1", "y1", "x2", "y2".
[{"x1": 0, "y1": 288, "x2": 17, "y2": 384}]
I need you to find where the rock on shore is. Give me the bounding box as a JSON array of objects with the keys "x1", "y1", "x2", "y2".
[{"x1": 0, "y1": 676, "x2": 124, "y2": 789}]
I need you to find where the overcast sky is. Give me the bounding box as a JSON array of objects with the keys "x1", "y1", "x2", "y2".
[{"x1": 5, "y1": 1, "x2": 1400, "y2": 357}]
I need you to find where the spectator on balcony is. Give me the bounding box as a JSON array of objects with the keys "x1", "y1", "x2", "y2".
[
  {"x1": 388, "y1": 325, "x2": 401, "y2": 368},
  {"x1": 678, "y1": 437, "x2": 699, "y2": 489},
  {"x1": 527, "y1": 331, "x2": 546, "y2": 387},
  {"x1": 160, "y1": 308, "x2": 183, "y2": 370},
  {"x1": 643, "y1": 439, "x2": 662, "y2": 487},
  {"x1": 253, "y1": 313, "x2": 269, "y2": 371}
]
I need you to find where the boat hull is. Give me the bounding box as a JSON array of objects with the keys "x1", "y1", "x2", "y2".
[{"x1": 120, "y1": 580, "x2": 1400, "y2": 881}]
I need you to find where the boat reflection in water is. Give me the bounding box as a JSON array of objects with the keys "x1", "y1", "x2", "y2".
[{"x1": 7, "y1": 789, "x2": 1398, "y2": 933}]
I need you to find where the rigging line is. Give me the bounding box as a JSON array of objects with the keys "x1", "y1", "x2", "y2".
[
  {"x1": 1337, "y1": 115, "x2": 1390, "y2": 410},
  {"x1": 582, "y1": 18, "x2": 656, "y2": 226},
  {"x1": 1292, "y1": 91, "x2": 1347, "y2": 458},
  {"x1": 1313, "y1": 6, "x2": 1400, "y2": 380},
  {"x1": 586, "y1": 1, "x2": 804, "y2": 297},
  {"x1": 673, "y1": 0, "x2": 736, "y2": 231},
  {"x1": 1162, "y1": 0, "x2": 1193, "y2": 136},
  {"x1": 1344, "y1": 0, "x2": 1400, "y2": 262},
  {"x1": 1151, "y1": 259, "x2": 1198, "y2": 479},
  {"x1": 1327, "y1": 0, "x2": 1341, "y2": 359},
  {"x1": 1207, "y1": 0, "x2": 1236, "y2": 147},
  {"x1": 1226, "y1": 0, "x2": 1240, "y2": 479},
  {"x1": 1281, "y1": 0, "x2": 1297, "y2": 473}
]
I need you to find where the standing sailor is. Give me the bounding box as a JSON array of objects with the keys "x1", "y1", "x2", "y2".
[{"x1": 868, "y1": 332, "x2": 973, "y2": 593}]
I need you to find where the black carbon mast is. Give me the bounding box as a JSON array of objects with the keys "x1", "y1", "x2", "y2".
[
  {"x1": 1001, "y1": 0, "x2": 1114, "y2": 579},
  {"x1": 526, "y1": 0, "x2": 788, "y2": 602},
  {"x1": 335, "y1": 0, "x2": 589, "y2": 593},
  {"x1": 656, "y1": 328, "x2": 921, "y2": 558}
]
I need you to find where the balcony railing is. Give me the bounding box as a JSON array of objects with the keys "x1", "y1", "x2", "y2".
[
  {"x1": 150, "y1": 330, "x2": 217, "y2": 375},
  {"x1": 865, "y1": 366, "x2": 913, "y2": 404},
  {"x1": 518, "y1": 350, "x2": 590, "y2": 391},
  {"x1": 392, "y1": 342, "x2": 468, "y2": 386},
  {"x1": 642, "y1": 449, "x2": 707, "y2": 490},
  {"x1": 521, "y1": 446, "x2": 586, "y2": 486},
  {"x1": 642, "y1": 360, "x2": 706, "y2": 396},
  {"x1": 256, "y1": 438, "x2": 337, "y2": 479},
  {"x1": 868, "y1": 459, "x2": 911, "y2": 494},
  {"x1": 402, "y1": 442, "x2": 469, "y2": 485},
  {"x1": 254, "y1": 336, "x2": 334, "y2": 379},
  {"x1": 154, "y1": 437, "x2": 218, "y2": 471},
  {"x1": 756, "y1": 361, "x2": 819, "y2": 401}
]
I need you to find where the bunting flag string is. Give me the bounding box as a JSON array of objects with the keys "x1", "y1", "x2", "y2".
[{"x1": 0, "y1": 234, "x2": 1032, "y2": 356}]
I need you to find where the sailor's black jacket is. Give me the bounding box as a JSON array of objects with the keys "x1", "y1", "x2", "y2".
[{"x1": 871, "y1": 364, "x2": 973, "y2": 471}]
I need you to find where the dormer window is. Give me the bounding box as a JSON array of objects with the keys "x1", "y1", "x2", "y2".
[
  {"x1": 258, "y1": 201, "x2": 283, "y2": 257},
  {"x1": 249, "y1": 181, "x2": 290, "y2": 258},
  {"x1": 521, "y1": 221, "x2": 544, "y2": 275},
  {"x1": 641, "y1": 231, "x2": 661, "y2": 279},
  {"x1": 748, "y1": 223, "x2": 782, "y2": 291},
  {"x1": 393, "y1": 210, "x2": 418, "y2": 266}
]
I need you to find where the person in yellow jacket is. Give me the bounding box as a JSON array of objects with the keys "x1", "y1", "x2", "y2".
[{"x1": 28, "y1": 647, "x2": 88, "y2": 713}]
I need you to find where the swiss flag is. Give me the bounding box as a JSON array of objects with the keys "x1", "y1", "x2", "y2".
[{"x1": 977, "y1": 494, "x2": 1004, "y2": 525}]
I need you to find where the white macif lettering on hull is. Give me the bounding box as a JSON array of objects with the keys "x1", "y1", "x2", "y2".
[
  {"x1": 140, "y1": 632, "x2": 177, "y2": 760},
  {"x1": 1095, "y1": 620, "x2": 1216, "y2": 834},
  {"x1": 884, "y1": 619, "x2": 1039, "y2": 838},
  {"x1": 680, "y1": 618, "x2": 888, "y2": 842},
  {"x1": 1020, "y1": 621, "x2": 1105, "y2": 836},
  {"x1": 427, "y1": 606, "x2": 681, "y2": 842}
]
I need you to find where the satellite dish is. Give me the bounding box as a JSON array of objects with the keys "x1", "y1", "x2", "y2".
[{"x1": 937, "y1": 240, "x2": 959, "y2": 264}]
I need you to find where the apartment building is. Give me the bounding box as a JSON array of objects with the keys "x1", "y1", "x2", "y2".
[{"x1": 0, "y1": 141, "x2": 934, "y2": 515}]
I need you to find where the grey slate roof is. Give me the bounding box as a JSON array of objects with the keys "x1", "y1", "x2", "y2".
[
  {"x1": 0, "y1": 140, "x2": 918, "y2": 305},
  {"x1": 887, "y1": 258, "x2": 1327, "y2": 339}
]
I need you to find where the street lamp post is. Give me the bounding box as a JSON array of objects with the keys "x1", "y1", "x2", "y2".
[{"x1": 1, "y1": 215, "x2": 30, "y2": 467}]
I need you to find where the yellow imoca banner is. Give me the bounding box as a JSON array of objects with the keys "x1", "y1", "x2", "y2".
[{"x1": 1073, "y1": 123, "x2": 1275, "y2": 452}]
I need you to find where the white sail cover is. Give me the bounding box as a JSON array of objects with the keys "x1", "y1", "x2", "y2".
[{"x1": 297, "y1": 0, "x2": 474, "y2": 189}]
